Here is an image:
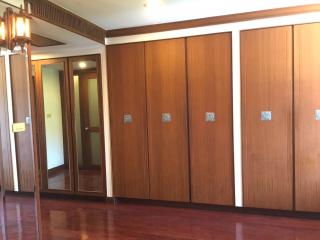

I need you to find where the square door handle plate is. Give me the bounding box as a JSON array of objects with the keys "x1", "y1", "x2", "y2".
[
  {"x1": 261, "y1": 111, "x2": 272, "y2": 121},
  {"x1": 205, "y1": 112, "x2": 216, "y2": 122},
  {"x1": 123, "y1": 114, "x2": 133, "y2": 124},
  {"x1": 162, "y1": 113, "x2": 172, "y2": 123},
  {"x1": 316, "y1": 109, "x2": 320, "y2": 121}
]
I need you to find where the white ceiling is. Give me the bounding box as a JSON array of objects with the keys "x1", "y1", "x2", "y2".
[
  {"x1": 50, "y1": 0, "x2": 320, "y2": 30},
  {"x1": 3, "y1": 0, "x2": 320, "y2": 57},
  {"x1": 31, "y1": 17, "x2": 101, "y2": 58}
]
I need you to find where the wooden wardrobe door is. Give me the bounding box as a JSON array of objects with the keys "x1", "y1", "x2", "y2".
[
  {"x1": 107, "y1": 43, "x2": 149, "y2": 199},
  {"x1": 0, "y1": 57, "x2": 14, "y2": 191},
  {"x1": 10, "y1": 54, "x2": 35, "y2": 192},
  {"x1": 187, "y1": 33, "x2": 234, "y2": 205},
  {"x1": 294, "y1": 23, "x2": 320, "y2": 212},
  {"x1": 146, "y1": 38, "x2": 190, "y2": 202},
  {"x1": 241, "y1": 27, "x2": 293, "y2": 210}
]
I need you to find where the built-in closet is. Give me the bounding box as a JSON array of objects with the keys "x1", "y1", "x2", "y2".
[
  {"x1": 108, "y1": 33, "x2": 234, "y2": 205},
  {"x1": 107, "y1": 23, "x2": 320, "y2": 213}
]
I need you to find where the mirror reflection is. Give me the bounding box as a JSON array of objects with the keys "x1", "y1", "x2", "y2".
[
  {"x1": 40, "y1": 61, "x2": 71, "y2": 191},
  {"x1": 33, "y1": 56, "x2": 105, "y2": 195},
  {"x1": 71, "y1": 58, "x2": 104, "y2": 193}
]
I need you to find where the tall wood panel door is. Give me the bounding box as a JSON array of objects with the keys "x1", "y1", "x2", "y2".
[
  {"x1": 294, "y1": 23, "x2": 320, "y2": 212},
  {"x1": 10, "y1": 54, "x2": 35, "y2": 192},
  {"x1": 0, "y1": 57, "x2": 14, "y2": 191},
  {"x1": 107, "y1": 43, "x2": 149, "y2": 199},
  {"x1": 146, "y1": 38, "x2": 190, "y2": 202},
  {"x1": 187, "y1": 33, "x2": 234, "y2": 205},
  {"x1": 241, "y1": 27, "x2": 293, "y2": 210}
]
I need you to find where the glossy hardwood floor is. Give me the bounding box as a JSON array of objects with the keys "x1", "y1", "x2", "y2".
[
  {"x1": 2, "y1": 194, "x2": 38, "y2": 240},
  {"x1": 39, "y1": 198, "x2": 320, "y2": 240},
  {"x1": 48, "y1": 169, "x2": 102, "y2": 192},
  {"x1": 3, "y1": 195, "x2": 320, "y2": 239}
]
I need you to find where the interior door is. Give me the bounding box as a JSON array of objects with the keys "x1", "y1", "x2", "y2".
[
  {"x1": 69, "y1": 55, "x2": 106, "y2": 194},
  {"x1": 145, "y1": 38, "x2": 190, "y2": 202},
  {"x1": 187, "y1": 33, "x2": 234, "y2": 206},
  {"x1": 294, "y1": 23, "x2": 320, "y2": 212},
  {"x1": 241, "y1": 26, "x2": 293, "y2": 210},
  {"x1": 108, "y1": 43, "x2": 149, "y2": 199}
]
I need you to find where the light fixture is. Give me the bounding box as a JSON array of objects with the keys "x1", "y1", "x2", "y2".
[
  {"x1": 0, "y1": 17, "x2": 5, "y2": 45},
  {"x1": 79, "y1": 62, "x2": 87, "y2": 69},
  {"x1": 1, "y1": 5, "x2": 31, "y2": 51},
  {"x1": 11, "y1": 8, "x2": 31, "y2": 43}
]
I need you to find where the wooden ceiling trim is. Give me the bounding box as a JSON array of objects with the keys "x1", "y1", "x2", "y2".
[
  {"x1": 27, "y1": 0, "x2": 106, "y2": 44},
  {"x1": 31, "y1": 33, "x2": 65, "y2": 47},
  {"x1": 106, "y1": 4, "x2": 320, "y2": 37}
]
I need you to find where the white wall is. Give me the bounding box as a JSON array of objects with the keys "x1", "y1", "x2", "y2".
[{"x1": 42, "y1": 67, "x2": 65, "y2": 170}]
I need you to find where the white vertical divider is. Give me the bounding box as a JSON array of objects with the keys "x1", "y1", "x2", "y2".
[
  {"x1": 232, "y1": 30, "x2": 243, "y2": 207},
  {"x1": 101, "y1": 47, "x2": 113, "y2": 197},
  {"x1": 4, "y1": 51, "x2": 19, "y2": 192}
]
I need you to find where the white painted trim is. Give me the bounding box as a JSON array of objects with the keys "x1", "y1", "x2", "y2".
[
  {"x1": 3, "y1": 51, "x2": 19, "y2": 192},
  {"x1": 106, "y1": 12, "x2": 320, "y2": 45},
  {"x1": 232, "y1": 31, "x2": 243, "y2": 207},
  {"x1": 100, "y1": 48, "x2": 113, "y2": 197},
  {"x1": 31, "y1": 45, "x2": 104, "y2": 60}
]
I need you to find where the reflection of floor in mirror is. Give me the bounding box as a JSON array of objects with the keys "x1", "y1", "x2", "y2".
[
  {"x1": 40, "y1": 197, "x2": 320, "y2": 240},
  {"x1": 48, "y1": 169, "x2": 70, "y2": 190},
  {"x1": 48, "y1": 169, "x2": 102, "y2": 192},
  {"x1": 4, "y1": 193, "x2": 38, "y2": 240}
]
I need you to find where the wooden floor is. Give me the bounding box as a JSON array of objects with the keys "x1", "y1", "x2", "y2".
[
  {"x1": 2, "y1": 194, "x2": 38, "y2": 240},
  {"x1": 3, "y1": 195, "x2": 320, "y2": 239},
  {"x1": 48, "y1": 169, "x2": 102, "y2": 192}
]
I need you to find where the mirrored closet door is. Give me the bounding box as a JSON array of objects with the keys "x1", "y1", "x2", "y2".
[
  {"x1": 33, "y1": 59, "x2": 74, "y2": 193},
  {"x1": 33, "y1": 55, "x2": 105, "y2": 196},
  {"x1": 69, "y1": 55, "x2": 105, "y2": 194}
]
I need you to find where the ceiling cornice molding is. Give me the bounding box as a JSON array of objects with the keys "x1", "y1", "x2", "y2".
[
  {"x1": 26, "y1": 0, "x2": 106, "y2": 44},
  {"x1": 106, "y1": 3, "x2": 320, "y2": 38}
]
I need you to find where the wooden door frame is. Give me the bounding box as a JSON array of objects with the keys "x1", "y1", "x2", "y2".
[
  {"x1": 68, "y1": 54, "x2": 106, "y2": 196},
  {"x1": 32, "y1": 58, "x2": 75, "y2": 195}
]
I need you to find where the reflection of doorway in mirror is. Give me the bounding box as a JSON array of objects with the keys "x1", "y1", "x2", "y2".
[{"x1": 73, "y1": 66, "x2": 102, "y2": 193}]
